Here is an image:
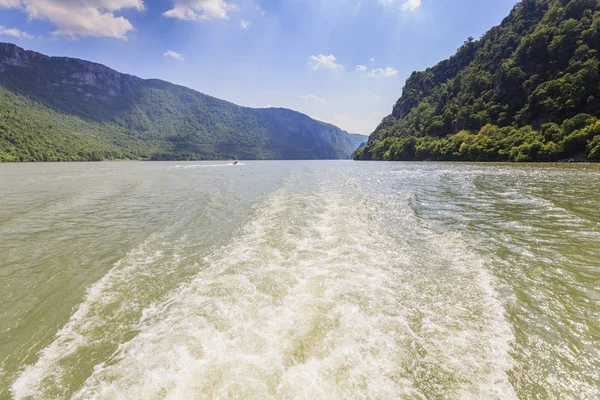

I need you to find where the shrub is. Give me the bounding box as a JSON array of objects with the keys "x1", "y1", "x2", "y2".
[
  {"x1": 541, "y1": 123, "x2": 563, "y2": 142},
  {"x1": 562, "y1": 129, "x2": 589, "y2": 153},
  {"x1": 561, "y1": 113, "x2": 596, "y2": 135},
  {"x1": 538, "y1": 141, "x2": 562, "y2": 161},
  {"x1": 587, "y1": 135, "x2": 600, "y2": 160}
]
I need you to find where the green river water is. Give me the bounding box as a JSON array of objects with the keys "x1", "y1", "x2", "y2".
[{"x1": 0, "y1": 161, "x2": 598, "y2": 399}]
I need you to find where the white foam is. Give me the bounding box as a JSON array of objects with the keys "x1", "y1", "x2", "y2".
[
  {"x1": 64, "y1": 178, "x2": 517, "y2": 399},
  {"x1": 171, "y1": 163, "x2": 245, "y2": 169},
  {"x1": 11, "y1": 235, "x2": 185, "y2": 399}
]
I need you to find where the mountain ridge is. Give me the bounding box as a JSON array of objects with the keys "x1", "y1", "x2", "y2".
[
  {"x1": 356, "y1": 0, "x2": 600, "y2": 162},
  {"x1": 0, "y1": 43, "x2": 367, "y2": 162}
]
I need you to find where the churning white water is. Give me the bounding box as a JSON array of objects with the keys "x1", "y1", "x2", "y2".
[{"x1": 3, "y1": 161, "x2": 600, "y2": 399}]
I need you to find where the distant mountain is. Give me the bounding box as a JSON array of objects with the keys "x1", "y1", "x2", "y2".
[
  {"x1": 356, "y1": 0, "x2": 600, "y2": 162},
  {"x1": 0, "y1": 43, "x2": 363, "y2": 162},
  {"x1": 347, "y1": 133, "x2": 368, "y2": 149}
]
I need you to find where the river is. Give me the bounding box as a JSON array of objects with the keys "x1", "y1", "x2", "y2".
[{"x1": 1, "y1": 161, "x2": 598, "y2": 399}]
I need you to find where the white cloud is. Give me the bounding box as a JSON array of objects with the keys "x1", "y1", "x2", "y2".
[
  {"x1": 377, "y1": 0, "x2": 422, "y2": 12},
  {"x1": 299, "y1": 94, "x2": 326, "y2": 103},
  {"x1": 264, "y1": 103, "x2": 274, "y2": 108},
  {"x1": 401, "y1": 0, "x2": 421, "y2": 11},
  {"x1": 368, "y1": 67, "x2": 399, "y2": 78},
  {"x1": 308, "y1": 54, "x2": 344, "y2": 71},
  {"x1": 164, "y1": 0, "x2": 239, "y2": 21},
  {"x1": 0, "y1": 0, "x2": 21, "y2": 7},
  {"x1": 0, "y1": 0, "x2": 144, "y2": 39},
  {"x1": 240, "y1": 20, "x2": 250, "y2": 29},
  {"x1": 369, "y1": 57, "x2": 375, "y2": 63},
  {"x1": 355, "y1": 65, "x2": 367, "y2": 72},
  {"x1": 0, "y1": 25, "x2": 33, "y2": 39},
  {"x1": 163, "y1": 50, "x2": 185, "y2": 60},
  {"x1": 255, "y1": 4, "x2": 264, "y2": 16}
]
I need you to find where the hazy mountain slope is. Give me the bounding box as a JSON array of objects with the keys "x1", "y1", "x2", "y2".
[
  {"x1": 0, "y1": 43, "x2": 362, "y2": 162},
  {"x1": 356, "y1": 0, "x2": 600, "y2": 162},
  {"x1": 347, "y1": 133, "x2": 369, "y2": 149}
]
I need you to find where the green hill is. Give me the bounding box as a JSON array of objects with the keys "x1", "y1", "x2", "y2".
[
  {"x1": 355, "y1": 0, "x2": 600, "y2": 162},
  {"x1": 0, "y1": 43, "x2": 364, "y2": 162}
]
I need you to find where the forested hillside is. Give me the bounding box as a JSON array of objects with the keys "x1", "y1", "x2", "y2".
[
  {"x1": 355, "y1": 0, "x2": 600, "y2": 162},
  {"x1": 0, "y1": 43, "x2": 365, "y2": 162}
]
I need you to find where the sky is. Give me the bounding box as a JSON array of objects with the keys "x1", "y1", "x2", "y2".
[{"x1": 0, "y1": 0, "x2": 518, "y2": 134}]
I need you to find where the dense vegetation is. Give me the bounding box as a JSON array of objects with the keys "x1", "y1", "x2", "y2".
[
  {"x1": 0, "y1": 43, "x2": 365, "y2": 162},
  {"x1": 355, "y1": 0, "x2": 600, "y2": 162}
]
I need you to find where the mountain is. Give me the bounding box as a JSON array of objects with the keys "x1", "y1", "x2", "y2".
[
  {"x1": 347, "y1": 133, "x2": 368, "y2": 149},
  {"x1": 0, "y1": 43, "x2": 364, "y2": 162},
  {"x1": 355, "y1": 0, "x2": 600, "y2": 162}
]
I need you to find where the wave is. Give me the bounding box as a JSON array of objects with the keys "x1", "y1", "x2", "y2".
[
  {"x1": 170, "y1": 163, "x2": 246, "y2": 169},
  {"x1": 11, "y1": 234, "x2": 193, "y2": 399},
  {"x1": 19, "y1": 175, "x2": 517, "y2": 399}
]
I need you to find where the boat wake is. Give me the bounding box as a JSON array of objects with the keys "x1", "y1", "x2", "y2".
[
  {"x1": 13, "y1": 175, "x2": 516, "y2": 399},
  {"x1": 171, "y1": 163, "x2": 245, "y2": 169}
]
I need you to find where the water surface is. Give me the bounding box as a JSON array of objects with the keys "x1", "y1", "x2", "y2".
[{"x1": 1, "y1": 161, "x2": 599, "y2": 399}]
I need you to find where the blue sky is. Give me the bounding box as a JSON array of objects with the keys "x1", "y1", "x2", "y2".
[{"x1": 0, "y1": 0, "x2": 517, "y2": 134}]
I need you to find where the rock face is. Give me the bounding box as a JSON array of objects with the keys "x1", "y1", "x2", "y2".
[
  {"x1": 258, "y1": 108, "x2": 367, "y2": 159},
  {"x1": 0, "y1": 43, "x2": 139, "y2": 99},
  {"x1": 0, "y1": 43, "x2": 365, "y2": 161}
]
